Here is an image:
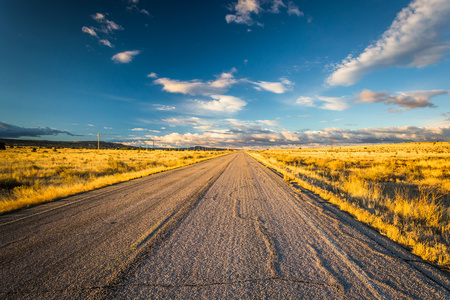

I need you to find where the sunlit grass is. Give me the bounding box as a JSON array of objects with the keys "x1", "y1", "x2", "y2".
[
  {"x1": 248, "y1": 142, "x2": 450, "y2": 270},
  {"x1": 0, "y1": 147, "x2": 231, "y2": 214}
]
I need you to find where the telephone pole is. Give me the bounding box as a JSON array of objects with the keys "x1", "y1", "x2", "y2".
[{"x1": 97, "y1": 133, "x2": 101, "y2": 150}]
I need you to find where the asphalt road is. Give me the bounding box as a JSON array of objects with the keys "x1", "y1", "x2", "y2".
[{"x1": 1, "y1": 152, "x2": 449, "y2": 299}]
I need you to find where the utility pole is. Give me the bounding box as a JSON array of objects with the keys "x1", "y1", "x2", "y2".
[
  {"x1": 146, "y1": 140, "x2": 148, "y2": 151},
  {"x1": 153, "y1": 139, "x2": 155, "y2": 150},
  {"x1": 97, "y1": 133, "x2": 101, "y2": 150},
  {"x1": 331, "y1": 139, "x2": 333, "y2": 149}
]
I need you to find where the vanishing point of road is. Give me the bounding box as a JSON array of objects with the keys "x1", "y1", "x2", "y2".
[{"x1": 1, "y1": 152, "x2": 449, "y2": 299}]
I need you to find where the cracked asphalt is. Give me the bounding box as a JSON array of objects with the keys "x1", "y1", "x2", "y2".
[{"x1": 1, "y1": 152, "x2": 450, "y2": 299}]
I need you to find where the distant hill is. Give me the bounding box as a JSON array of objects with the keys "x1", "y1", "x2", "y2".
[
  {"x1": 0, "y1": 139, "x2": 233, "y2": 151},
  {"x1": 0, "y1": 139, "x2": 134, "y2": 149}
]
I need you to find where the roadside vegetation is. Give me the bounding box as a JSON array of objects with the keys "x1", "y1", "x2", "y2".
[
  {"x1": 0, "y1": 147, "x2": 231, "y2": 214},
  {"x1": 248, "y1": 142, "x2": 450, "y2": 270}
]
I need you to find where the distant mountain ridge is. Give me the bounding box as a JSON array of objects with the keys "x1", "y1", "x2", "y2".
[
  {"x1": 0, "y1": 139, "x2": 232, "y2": 151},
  {"x1": 0, "y1": 139, "x2": 132, "y2": 149}
]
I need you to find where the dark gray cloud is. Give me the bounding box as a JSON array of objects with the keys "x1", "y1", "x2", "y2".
[
  {"x1": 0, "y1": 122, "x2": 80, "y2": 138},
  {"x1": 357, "y1": 89, "x2": 449, "y2": 110}
]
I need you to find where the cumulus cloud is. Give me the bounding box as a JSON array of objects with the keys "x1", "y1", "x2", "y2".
[
  {"x1": 251, "y1": 78, "x2": 293, "y2": 94},
  {"x1": 197, "y1": 95, "x2": 247, "y2": 113},
  {"x1": 357, "y1": 89, "x2": 448, "y2": 110},
  {"x1": 0, "y1": 122, "x2": 80, "y2": 138},
  {"x1": 327, "y1": 0, "x2": 450, "y2": 86},
  {"x1": 226, "y1": 0, "x2": 262, "y2": 25},
  {"x1": 127, "y1": 123, "x2": 450, "y2": 149},
  {"x1": 147, "y1": 72, "x2": 158, "y2": 78},
  {"x1": 153, "y1": 69, "x2": 240, "y2": 96},
  {"x1": 111, "y1": 50, "x2": 141, "y2": 63}
]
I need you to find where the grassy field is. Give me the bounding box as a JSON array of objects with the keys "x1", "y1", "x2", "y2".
[
  {"x1": 248, "y1": 142, "x2": 450, "y2": 270},
  {"x1": 0, "y1": 147, "x2": 231, "y2": 214}
]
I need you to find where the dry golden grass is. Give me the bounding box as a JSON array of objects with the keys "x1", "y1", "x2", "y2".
[
  {"x1": 248, "y1": 142, "x2": 450, "y2": 270},
  {"x1": 0, "y1": 147, "x2": 231, "y2": 214}
]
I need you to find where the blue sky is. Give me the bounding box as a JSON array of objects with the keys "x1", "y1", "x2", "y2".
[{"x1": 1, "y1": 0, "x2": 449, "y2": 148}]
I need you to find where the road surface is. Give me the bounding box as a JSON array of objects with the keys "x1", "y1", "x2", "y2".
[{"x1": 1, "y1": 152, "x2": 449, "y2": 299}]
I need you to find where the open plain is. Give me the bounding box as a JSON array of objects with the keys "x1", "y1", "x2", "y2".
[{"x1": 1, "y1": 152, "x2": 449, "y2": 299}]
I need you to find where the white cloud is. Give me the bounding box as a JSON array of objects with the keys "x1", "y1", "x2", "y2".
[
  {"x1": 111, "y1": 50, "x2": 141, "y2": 63},
  {"x1": 197, "y1": 95, "x2": 247, "y2": 113},
  {"x1": 153, "y1": 104, "x2": 176, "y2": 111},
  {"x1": 126, "y1": 4, "x2": 150, "y2": 15},
  {"x1": 251, "y1": 78, "x2": 293, "y2": 93},
  {"x1": 147, "y1": 72, "x2": 158, "y2": 78},
  {"x1": 91, "y1": 13, "x2": 124, "y2": 34},
  {"x1": 295, "y1": 95, "x2": 350, "y2": 111},
  {"x1": 127, "y1": 124, "x2": 450, "y2": 149},
  {"x1": 153, "y1": 69, "x2": 240, "y2": 96},
  {"x1": 83, "y1": 14, "x2": 123, "y2": 47},
  {"x1": 270, "y1": 0, "x2": 286, "y2": 13},
  {"x1": 99, "y1": 39, "x2": 113, "y2": 48},
  {"x1": 258, "y1": 120, "x2": 279, "y2": 126},
  {"x1": 226, "y1": 0, "x2": 303, "y2": 25},
  {"x1": 131, "y1": 128, "x2": 146, "y2": 131},
  {"x1": 92, "y1": 13, "x2": 105, "y2": 21},
  {"x1": 82, "y1": 26, "x2": 98, "y2": 37},
  {"x1": 357, "y1": 89, "x2": 448, "y2": 110},
  {"x1": 317, "y1": 96, "x2": 350, "y2": 111},
  {"x1": 296, "y1": 96, "x2": 315, "y2": 107},
  {"x1": 226, "y1": 0, "x2": 262, "y2": 25},
  {"x1": 327, "y1": 0, "x2": 450, "y2": 86},
  {"x1": 287, "y1": 1, "x2": 303, "y2": 16}
]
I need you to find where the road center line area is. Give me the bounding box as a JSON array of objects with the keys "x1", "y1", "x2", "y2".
[{"x1": 1, "y1": 152, "x2": 449, "y2": 299}]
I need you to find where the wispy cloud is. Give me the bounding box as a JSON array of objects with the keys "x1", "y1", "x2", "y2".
[
  {"x1": 82, "y1": 26, "x2": 98, "y2": 37},
  {"x1": 327, "y1": 0, "x2": 450, "y2": 86},
  {"x1": 287, "y1": 1, "x2": 303, "y2": 16},
  {"x1": 111, "y1": 50, "x2": 141, "y2": 63},
  {"x1": 257, "y1": 120, "x2": 279, "y2": 126},
  {"x1": 99, "y1": 39, "x2": 113, "y2": 48},
  {"x1": 295, "y1": 95, "x2": 350, "y2": 111},
  {"x1": 153, "y1": 104, "x2": 176, "y2": 111},
  {"x1": 226, "y1": 0, "x2": 303, "y2": 26},
  {"x1": 357, "y1": 89, "x2": 448, "y2": 110},
  {"x1": 0, "y1": 122, "x2": 80, "y2": 138},
  {"x1": 251, "y1": 78, "x2": 293, "y2": 94},
  {"x1": 153, "y1": 69, "x2": 240, "y2": 96},
  {"x1": 82, "y1": 13, "x2": 123, "y2": 48},
  {"x1": 296, "y1": 96, "x2": 315, "y2": 107}
]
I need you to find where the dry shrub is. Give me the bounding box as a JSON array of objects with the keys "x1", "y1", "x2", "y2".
[
  {"x1": 248, "y1": 142, "x2": 450, "y2": 269},
  {"x1": 0, "y1": 148, "x2": 232, "y2": 214}
]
